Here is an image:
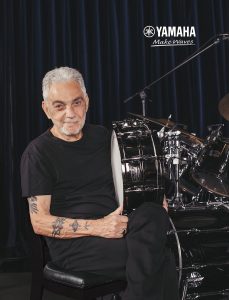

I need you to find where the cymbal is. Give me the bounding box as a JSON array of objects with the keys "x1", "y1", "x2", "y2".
[
  {"x1": 218, "y1": 93, "x2": 229, "y2": 121},
  {"x1": 128, "y1": 113, "x2": 203, "y2": 144},
  {"x1": 128, "y1": 113, "x2": 175, "y2": 128}
]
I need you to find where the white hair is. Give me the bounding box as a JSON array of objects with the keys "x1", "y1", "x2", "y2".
[{"x1": 42, "y1": 67, "x2": 87, "y2": 100}]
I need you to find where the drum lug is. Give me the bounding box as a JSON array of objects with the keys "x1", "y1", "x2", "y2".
[
  {"x1": 186, "y1": 272, "x2": 204, "y2": 288},
  {"x1": 181, "y1": 272, "x2": 204, "y2": 300}
]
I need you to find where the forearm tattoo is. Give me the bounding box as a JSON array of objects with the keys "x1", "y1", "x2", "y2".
[
  {"x1": 28, "y1": 196, "x2": 38, "y2": 214},
  {"x1": 70, "y1": 220, "x2": 90, "y2": 232},
  {"x1": 84, "y1": 221, "x2": 89, "y2": 230},
  {"x1": 52, "y1": 217, "x2": 66, "y2": 237},
  {"x1": 70, "y1": 219, "x2": 80, "y2": 232}
]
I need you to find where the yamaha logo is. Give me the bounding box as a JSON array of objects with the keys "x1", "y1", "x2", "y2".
[
  {"x1": 143, "y1": 26, "x2": 155, "y2": 38},
  {"x1": 143, "y1": 26, "x2": 196, "y2": 47}
]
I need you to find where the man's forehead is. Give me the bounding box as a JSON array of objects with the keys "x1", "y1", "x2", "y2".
[
  {"x1": 49, "y1": 80, "x2": 82, "y2": 91},
  {"x1": 47, "y1": 80, "x2": 84, "y2": 100}
]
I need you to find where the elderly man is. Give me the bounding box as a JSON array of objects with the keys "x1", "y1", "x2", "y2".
[{"x1": 21, "y1": 67, "x2": 179, "y2": 300}]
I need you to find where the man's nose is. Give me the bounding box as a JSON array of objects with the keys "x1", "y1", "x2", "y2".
[{"x1": 65, "y1": 105, "x2": 76, "y2": 118}]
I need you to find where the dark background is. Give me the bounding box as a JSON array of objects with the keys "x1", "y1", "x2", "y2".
[{"x1": 1, "y1": 0, "x2": 229, "y2": 258}]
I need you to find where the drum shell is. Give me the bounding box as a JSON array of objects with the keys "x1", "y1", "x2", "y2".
[
  {"x1": 169, "y1": 205, "x2": 229, "y2": 298},
  {"x1": 112, "y1": 119, "x2": 165, "y2": 213}
]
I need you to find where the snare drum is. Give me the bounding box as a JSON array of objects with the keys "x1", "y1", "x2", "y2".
[{"x1": 111, "y1": 119, "x2": 165, "y2": 214}]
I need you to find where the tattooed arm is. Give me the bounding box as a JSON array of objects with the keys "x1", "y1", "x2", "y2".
[{"x1": 28, "y1": 195, "x2": 128, "y2": 239}]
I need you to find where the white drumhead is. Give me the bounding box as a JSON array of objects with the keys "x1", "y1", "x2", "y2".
[{"x1": 111, "y1": 130, "x2": 123, "y2": 206}]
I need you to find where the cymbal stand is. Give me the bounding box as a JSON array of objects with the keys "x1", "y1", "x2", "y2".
[
  {"x1": 139, "y1": 91, "x2": 147, "y2": 116},
  {"x1": 163, "y1": 130, "x2": 185, "y2": 208}
]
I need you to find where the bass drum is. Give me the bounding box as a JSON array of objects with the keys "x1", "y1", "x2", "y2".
[
  {"x1": 111, "y1": 118, "x2": 165, "y2": 214},
  {"x1": 168, "y1": 203, "x2": 229, "y2": 299}
]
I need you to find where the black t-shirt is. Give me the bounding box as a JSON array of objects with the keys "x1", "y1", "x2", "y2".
[
  {"x1": 21, "y1": 124, "x2": 128, "y2": 273},
  {"x1": 21, "y1": 124, "x2": 118, "y2": 219}
]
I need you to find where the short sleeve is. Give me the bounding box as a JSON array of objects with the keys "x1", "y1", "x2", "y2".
[{"x1": 20, "y1": 147, "x2": 55, "y2": 198}]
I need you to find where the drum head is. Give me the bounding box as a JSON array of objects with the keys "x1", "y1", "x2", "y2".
[{"x1": 111, "y1": 130, "x2": 123, "y2": 206}]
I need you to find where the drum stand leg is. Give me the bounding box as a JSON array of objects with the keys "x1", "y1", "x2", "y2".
[
  {"x1": 170, "y1": 159, "x2": 185, "y2": 208},
  {"x1": 181, "y1": 280, "x2": 188, "y2": 300}
]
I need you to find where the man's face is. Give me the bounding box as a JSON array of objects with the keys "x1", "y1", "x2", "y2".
[{"x1": 42, "y1": 80, "x2": 89, "y2": 141}]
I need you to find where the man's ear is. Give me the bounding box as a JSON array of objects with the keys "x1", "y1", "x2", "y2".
[{"x1": 42, "y1": 100, "x2": 51, "y2": 119}]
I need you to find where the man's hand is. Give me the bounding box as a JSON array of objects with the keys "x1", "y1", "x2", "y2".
[
  {"x1": 93, "y1": 206, "x2": 128, "y2": 239},
  {"x1": 163, "y1": 197, "x2": 168, "y2": 212}
]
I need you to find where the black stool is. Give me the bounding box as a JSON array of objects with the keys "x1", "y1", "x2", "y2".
[{"x1": 30, "y1": 233, "x2": 126, "y2": 300}]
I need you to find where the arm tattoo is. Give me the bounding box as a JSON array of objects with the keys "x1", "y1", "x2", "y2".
[
  {"x1": 52, "y1": 217, "x2": 66, "y2": 237},
  {"x1": 28, "y1": 196, "x2": 38, "y2": 214},
  {"x1": 84, "y1": 221, "x2": 89, "y2": 230},
  {"x1": 70, "y1": 219, "x2": 80, "y2": 232},
  {"x1": 70, "y1": 220, "x2": 90, "y2": 232}
]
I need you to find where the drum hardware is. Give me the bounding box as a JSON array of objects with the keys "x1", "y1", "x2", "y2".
[
  {"x1": 139, "y1": 90, "x2": 153, "y2": 116},
  {"x1": 185, "y1": 289, "x2": 229, "y2": 300},
  {"x1": 168, "y1": 226, "x2": 229, "y2": 235},
  {"x1": 181, "y1": 261, "x2": 229, "y2": 271},
  {"x1": 207, "y1": 123, "x2": 224, "y2": 133},
  {"x1": 184, "y1": 190, "x2": 204, "y2": 205},
  {"x1": 161, "y1": 129, "x2": 186, "y2": 207},
  {"x1": 185, "y1": 192, "x2": 229, "y2": 208},
  {"x1": 153, "y1": 114, "x2": 204, "y2": 200},
  {"x1": 219, "y1": 148, "x2": 229, "y2": 175},
  {"x1": 116, "y1": 130, "x2": 146, "y2": 137},
  {"x1": 207, "y1": 202, "x2": 228, "y2": 212},
  {"x1": 170, "y1": 198, "x2": 229, "y2": 212},
  {"x1": 121, "y1": 155, "x2": 159, "y2": 162},
  {"x1": 123, "y1": 89, "x2": 153, "y2": 116},
  {"x1": 125, "y1": 186, "x2": 163, "y2": 192},
  {"x1": 181, "y1": 272, "x2": 204, "y2": 300},
  {"x1": 206, "y1": 124, "x2": 224, "y2": 145},
  {"x1": 157, "y1": 114, "x2": 172, "y2": 139}
]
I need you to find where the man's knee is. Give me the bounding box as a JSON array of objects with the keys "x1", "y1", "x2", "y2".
[{"x1": 128, "y1": 202, "x2": 169, "y2": 234}]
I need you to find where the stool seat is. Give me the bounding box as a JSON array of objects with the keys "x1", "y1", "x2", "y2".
[
  {"x1": 29, "y1": 231, "x2": 126, "y2": 300},
  {"x1": 44, "y1": 262, "x2": 126, "y2": 289}
]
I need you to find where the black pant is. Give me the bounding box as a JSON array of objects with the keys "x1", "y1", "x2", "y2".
[
  {"x1": 122, "y1": 202, "x2": 179, "y2": 300},
  {"x1": 53, "y1": 202, "x2": 179, "y2": 300}
]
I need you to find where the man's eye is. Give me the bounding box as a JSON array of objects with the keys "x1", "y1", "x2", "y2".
[
  {"x1": 73, "y1": 99, "x2": 83, "y2": 106},
  {"x1": 54, "y1": 105, "x2": 64, "y2": 110}
]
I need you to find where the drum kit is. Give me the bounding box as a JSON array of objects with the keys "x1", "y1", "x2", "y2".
[{"x1": 111, "y1": 95, "x2": 229, "y2": 300}]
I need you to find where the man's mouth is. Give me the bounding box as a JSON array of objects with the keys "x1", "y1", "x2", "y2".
[{"x1": 64, "y1": 121, "x2": 79, "y2": 124}]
